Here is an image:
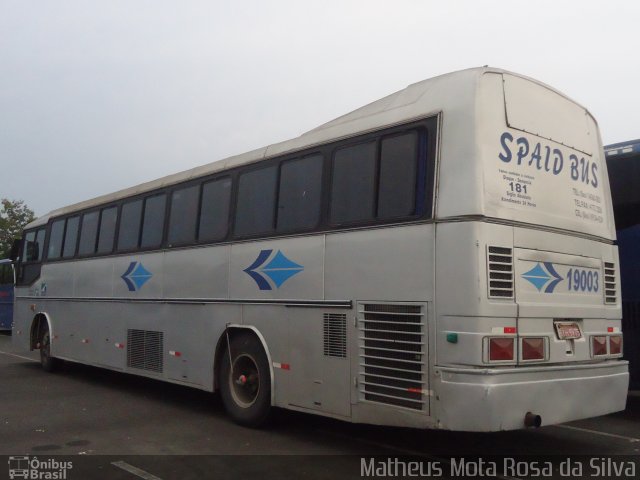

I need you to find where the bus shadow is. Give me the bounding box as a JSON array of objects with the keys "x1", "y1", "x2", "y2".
[
  {"x1": 17, "y1": 360, "x2": 639, "y2": 457},
  {"x1": 37, "y1": 360, "x2": 223, "y2": 416}
]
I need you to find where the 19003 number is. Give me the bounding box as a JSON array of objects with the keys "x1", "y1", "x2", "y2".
[{"x1": 567, "y1": 268, "x2": 599, "y2": 292}]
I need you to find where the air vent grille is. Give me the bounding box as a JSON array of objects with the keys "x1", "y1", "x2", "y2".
[
  {"x1": 487, "y1": 246, "x2": 514, "y2": 299},
  {"x1": 358, "y1": 303, "x2": 425, "y2": 411},
  {"x1": 127, "y1": 329, "x2": 164, "y2": 373},
  {"x1": 324, "y1": 313, "x2": 347, "y2": 358},
  {"x1": 604, "y1": 262, "x2": 617, "y2": 304}
]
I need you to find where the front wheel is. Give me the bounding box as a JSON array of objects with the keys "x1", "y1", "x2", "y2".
[
  {"x1": 40, "y1": 328, "x2": 58, "y2": 372},
  {"x1": 219, "y1": 333, "x2": 272, "y2": 427}
]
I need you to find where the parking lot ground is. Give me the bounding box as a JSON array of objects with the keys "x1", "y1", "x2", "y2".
[{"x1": 1, "y1": 332, "x2": 639, "y2": 479}]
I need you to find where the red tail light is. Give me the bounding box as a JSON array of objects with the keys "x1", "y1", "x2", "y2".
[
  {"x1": 489, "y1": 337, "x2": 514, "y2": 361},
  {"x1": 609, "y1": 335, "x2": 622, "y2": 355},
  {"x1": 522, "y1": 337, "x2": 545, "y2": 361},
  {"x1": 592, "y1": 336, "x2": 607, "y2": 356}
]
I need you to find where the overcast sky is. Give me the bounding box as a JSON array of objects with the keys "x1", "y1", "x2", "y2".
[{"x1": 1, "y1": 0, "x2": 639, "y2": 216}]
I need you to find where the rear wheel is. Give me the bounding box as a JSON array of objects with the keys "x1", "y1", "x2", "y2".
[
  {"x1": 219, "y1": 333, "x2": 272, "y2": 427},
  {"x1": 39, "y1": 327, "x2": 58, "y2": 372}
]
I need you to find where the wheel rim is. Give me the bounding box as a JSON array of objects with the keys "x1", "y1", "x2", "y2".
[
  {"x1": 41, "y1": 332, "x2": 50, "y2": 364},
  {"x1": 229, "y1": 353, "x2": 260, "y2": 408}
]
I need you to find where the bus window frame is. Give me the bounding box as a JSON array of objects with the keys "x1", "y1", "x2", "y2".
[{"x1": 35, "y1": 116, "x2": 438, "y2": 264}]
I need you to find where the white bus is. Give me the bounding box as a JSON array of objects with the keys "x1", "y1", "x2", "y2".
[{"x1": 12, "y1": 67, "x2": 628, "y2": 431}]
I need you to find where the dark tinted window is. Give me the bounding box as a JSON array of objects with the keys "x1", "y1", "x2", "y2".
[
  {"x1": 330, "y1": 141, "x2": 376, "y2": 224},
  {"x1": 78, "y1": 211, "x2": 99, "y2": 255},
  {"x1": 97, "y1": 207, "x2": 118, "y2": 254},
  {"x1": 199, "y1": 178, "x2": 231, "y2": 241},
  {"x1": 235, "y1": 167, "x2": 277, "y2": 236},
  {"x1": 35, "y1": 229, "x2": 45, "y2": 261},
  {"x1": 118, "y1": 200, "x2": 143, "y2": 251},
  {"x1": 0, "y1": 263, "x2": 11, "y2": 284},
  {"x1": 62, "y1": 216, "x2": 79, "y2": 258},
  {"x1": 48, "y1": 220, "x2": 65, "y2": 259},
  {"x1": 277, "y1": 155, "x2": 323, "y2": 231},
  {"x1": 168, "y1": 185, "x2": 199, "y2": 245},
  {"x1": 22, "y1": 231, "x2": 36, "y2": 262},
  {"x1": 140, "y1": 194, "x2": 166, "y2": 248},
  {"x1": 378, "y1": 132, "x2": 418, "y2": 218}
]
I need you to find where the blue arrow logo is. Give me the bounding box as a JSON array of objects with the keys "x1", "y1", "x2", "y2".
[
  {"x1": 522, "y1": 262, "x2": 563, "y2": 293},
  {"x1": 121, "y1": 261, "x2": 153, "y2": 292},
  {"x1": 244, "y1": 250, "x2": 304, "y2": 291}
]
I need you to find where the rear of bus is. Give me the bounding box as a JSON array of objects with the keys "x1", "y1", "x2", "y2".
[{"x1": 433, "y1": 70, "x2": 628, "y2": 431}]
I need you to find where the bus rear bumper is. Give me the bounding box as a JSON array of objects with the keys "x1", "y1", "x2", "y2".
[{"x1": 434, "y1": 361, "x2": 629, "y2": 432}]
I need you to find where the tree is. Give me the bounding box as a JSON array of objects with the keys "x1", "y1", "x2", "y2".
[{"x1": 0, "y1": 199, "x2": 36, "y2": 258}]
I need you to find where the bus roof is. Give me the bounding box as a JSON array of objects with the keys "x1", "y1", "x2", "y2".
[
  {"x1": 605, "y1": 140, "x2": 640, "y2": 159},
  {"x1": 27, "y1": 66, "x2": 593, "y2": 229}
]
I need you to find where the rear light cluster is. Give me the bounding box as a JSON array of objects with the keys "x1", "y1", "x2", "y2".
[
  {"x1": 591, "y1": 334, "x2": 623, "y2": 357},
  {"x1": 522, "y1": 337, "x2": 545, "y2": 361},
  {"x1": 487, "y1": 336, "x2": 546, "y2": 363},
  {"x1": 489, "y1": 338, "x2": 514, "y2": 361}
]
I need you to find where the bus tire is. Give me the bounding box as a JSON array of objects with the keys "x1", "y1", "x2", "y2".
[
  {"x1": 40, "y1": 327, "x2": 58, "y2": 373},
  {"x1": 219, "y1": 333, "x2": 271, "y2": 427}
]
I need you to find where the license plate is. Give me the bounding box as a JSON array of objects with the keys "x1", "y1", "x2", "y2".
[{"x1": 554, "y1": 321, "x2": 582, "y2": 340}]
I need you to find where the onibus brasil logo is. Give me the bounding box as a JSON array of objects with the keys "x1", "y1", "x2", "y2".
[
  {"x1": 8, "y1": 456, "x2": 72, "y2": 479},
  {"x1": 521, "y1": 262, "x2": 563, "y2": 293},
  {"x1": 244, "y1": 250, "x2": 303, "y2": 290}
]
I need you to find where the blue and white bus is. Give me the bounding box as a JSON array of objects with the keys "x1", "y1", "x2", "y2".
[
  {"x1": 12, "y1": 67, "x2": 628, "y2": 431},
  {"x1": 605, "y1": 139, "x2": 640, "y2": 388},
  {"x1": 0, "y1": 259, "x2": 14, "y2": 332}
]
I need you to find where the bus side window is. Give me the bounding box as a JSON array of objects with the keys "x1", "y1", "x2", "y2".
[
  {"x1": 78, "y1": 211, "x2": 100, "y2": 256},
  {"x1": 22, "y1": 231, "x2": 36, "y2": 262},
  {"x1": 140, "y1": 194, "x2": 167, "y2": 249},
  {"x1": 235, "y1": 167, "x2": 278, "y2": 236},
  {"x1": 330, "y1": 141, "x2": 377, "y2": 224},
  {"x1": 48, "y1": 220, "x2": 65, "y2": 259},
  {"x1": 97, "y1": 207, "x2": 118, "y2": 254},
  {"x1": 168, "y1": 185, "x2": 199, "y2": 246},
  {"x1": 277, "y1": 154, "x2": 323, "y2": 232},
  {"x1": 118, "y1": 200, "x2": 143, "y2": 252},
  {"x1": 62, "y1": 216, "x2": 80, "y2": 259},
  {"x1": 35, "y1": 228, "x2": 45, "y2": 261},
  {"x1": 378, "y1": 131, "x2": 419, "y2": 219},
  {"x1": 199, "y1": 177, "x2": 231, "y2": 242}
]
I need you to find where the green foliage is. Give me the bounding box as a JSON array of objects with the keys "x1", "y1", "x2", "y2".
[{"x1": 0, "y1": 199, "x2": 36, "y2": 258}]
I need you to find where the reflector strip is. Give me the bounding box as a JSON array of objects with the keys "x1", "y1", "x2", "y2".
[
  {"x1": 607, "y1": 327, "x2": 620, "y2": 333},
  {"x1": 407, "y1": 387, "x2": 430, "y2": 395},
  {"x1": 272, "y1": 362, "x2": 291, "y2": 370},
  {"x1": 169, "y1": 351, "x2": 181, "y2": 357},
  {"x1": 491, "y1": 327, "x2": 517, "y2": 334},
  {"x1": 114, "y1": 343, "x2": 125, "y2": 349},
  {"x1": 81, "y1": 339, "x2": 89, "y2": 344}
]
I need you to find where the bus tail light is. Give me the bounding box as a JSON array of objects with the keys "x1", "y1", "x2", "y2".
[
  {"x1": 592, "y1": 336, "x2": 607, "y2": 356},
  {"x1": 522, "y1": 337, "x2": 545, "y2": 361},
  {"x1": 609, "y1": 335, "x2": 622, "y2": 356},
  {"x1": 489, "y1": 337, "x2": 514, "y2": 361}
]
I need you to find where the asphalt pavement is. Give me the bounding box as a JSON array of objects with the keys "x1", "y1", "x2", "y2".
[{"x1": 1, "y1": 332, "x2": 638, "y2": 479}]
